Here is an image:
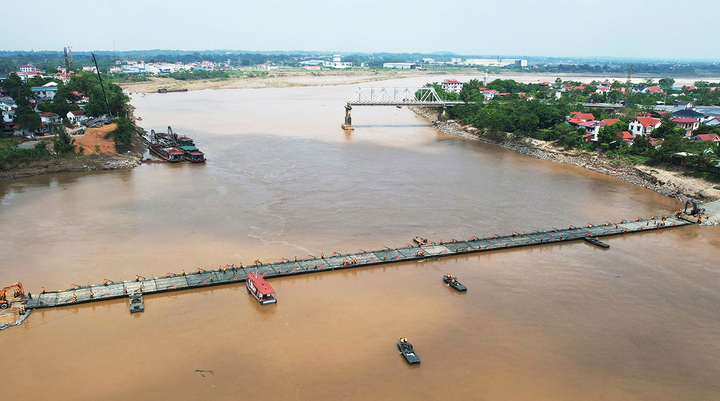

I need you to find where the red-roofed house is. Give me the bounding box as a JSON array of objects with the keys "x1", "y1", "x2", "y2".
[
  {"x1": 602, "y1": 118, "x2": 621, "y2": 126},
  {"x1": 19, "y1": 64, "x2": 36, "y2": 73},
  {"x1": 595, "y1": 87, "x2": 611, "y2": 94},
  {"x1": 672, "y1": 117, "x2": 700, "y2": 136},
  {"x1": 578, "y1": 121, "x2": 601, "y2": 140},
  {"x1": 441, "y1": 79, "x2": 463, "y2": 94},
  {"x1": 40, "y1": 112, "x2": 61, "y2": 124},
  {"x1": 481, "y1": 89, "x2": 499, "y2": 99},
  {"x1": 67, "y1": 110, "x2": 87, "y2": 124},
  {"x1": 628, "y1": 117, "x2": 661, "y2": 138},
  {"x1": 13, "y1": 124, "x2": 31, "y2": 137},
  {"x1": 54, "y1": 72, "x2": 72, "y2": 84},
  {"x1": 570, "y1": 112, "x2": 595, "y2": 121},
  {"x1": 690, "y1": 134, "x2": 720, "y2": 143},
  {"x1": 617, "y1": 131, "x2": 634, "y2": 143}
]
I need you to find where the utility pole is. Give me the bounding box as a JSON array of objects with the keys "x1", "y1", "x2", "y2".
[
  {"x1": 91, "y1": 53, "x2": 112, "y2": 118},
  {"x1": 624, "y1": 65, "x2": 633, "y2": 103}
]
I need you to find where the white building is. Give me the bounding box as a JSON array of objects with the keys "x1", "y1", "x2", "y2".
[
  {"x1": 31, "y1": 86, "x2": 58, "y2": 100},
  {"x1": 463, "y1": 59, "x2": 500, "y2": 67},
  {"x1": 499, "y1": 59, "x2": 528, "y2": 67},
  {"x1": 441, "y1": 79, "x2": 464, "y2": 94},
  {"x1": 67, "y1": 110, "x2": 88, "y2": 124},
  {"x1": 672, "y1": 117, "x2": 700, "y2": 137},
  {"x1": 327, "y1": 55, "x2": 352, "y2": 69},
  {"x1": 383, "y1": 62, "x2": 416, "y2": 69},
  {"x1": 40, "y1": 112, "x2": 61, "y2": 124},
  {"x1": 628, "y1": 117, "x2": 661, "y2": 138}
]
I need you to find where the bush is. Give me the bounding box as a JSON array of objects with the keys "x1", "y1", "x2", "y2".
[
  {"x1": 105, "y1": 118, "x2": 135, "y2": 153},
  {"x1": 0, "y1": 138, "x2": 51, "y2": 170},
  {"x1": 51, "y1": 123, "x2": 76, "y2": 154}
]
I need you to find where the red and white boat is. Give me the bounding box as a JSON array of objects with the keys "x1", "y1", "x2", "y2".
[
  {"x1": 149, "y1": 144, "x2": 184, "y2": 162},
  {"x1": 246, "y1": 272, "x2": 277, "y2": 305}
]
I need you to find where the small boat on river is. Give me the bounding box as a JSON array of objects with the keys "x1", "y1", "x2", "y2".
[
  {"x1": 443, "y1": 274, "x2": 467, "y2": 292},
  {"x1": 397, "y1": 338, "x2": 420, "y2": 365},
  {"x1": 246, "y1": 272, "x2": 277, "y2": 305},
  {"x1": 584, "y1": 237, "x2": 610, "y2": 249},
  {"x1": 413, "y1": 236, "x2": 429, "y2": 245},
  {"x1": 129, "y1": 292, "x2": 144, "y2": 314},
  {"x1": 157, "y1": 88, "x2": 188, "y2": 93}
]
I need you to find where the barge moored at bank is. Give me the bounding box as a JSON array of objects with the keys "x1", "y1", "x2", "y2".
[
  {"x1": 149, "y1": 144, "x2": 184, "y2": 162},
  {"x1": 180, "y1": 146, "x2": 206, "y2": 163},
  {"x1": 148, "y1": 126, "x2": 207, "y2": 163}
]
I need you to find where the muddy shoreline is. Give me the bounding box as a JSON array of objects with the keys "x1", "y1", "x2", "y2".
[
  {"x1": 119, "y1": 69, "x2": 718, "y2": 94},
  {"x1": 411, "y1": 107, "x2": 720, "y2": 204},
  {"x1": 0, "y1": 123, "x2": 147, "y2": 181},
  {"x1": 0, "y1": 153, "x2": 142, "y2": 181}
]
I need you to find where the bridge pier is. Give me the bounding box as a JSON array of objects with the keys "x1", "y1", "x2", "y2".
[{"x1": 341, "y1": 104, "x2": 354, "y2": 130}]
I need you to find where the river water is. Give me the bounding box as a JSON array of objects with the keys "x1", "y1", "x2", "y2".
[{"x1": 1, "y1": 77, "x2": 719, "y2": 400}]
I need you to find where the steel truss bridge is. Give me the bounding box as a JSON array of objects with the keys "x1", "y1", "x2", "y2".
[
  {"x1": 348, "y1": 87, "x2": 463, "y2": 107},
  {"x1": 342, "y1": 86, "x2": 465, "y2": 129}
]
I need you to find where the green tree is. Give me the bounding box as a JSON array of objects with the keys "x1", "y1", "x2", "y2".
[
  {"x1": 631, "y1": 135, "x2": 653, "y2": 156},
  {"x1": 1, "y1": 73, "x2": 24, "y2": 97},
  {"x1": 51, "y1": 123, "x2": 76, "y2": 154},
  {"x1": 459, "y1": 79, "x2": 482, "y2": 103},
  {"x1": 658, "y1": 77, "x2": 675, "y2": 92},
  {"x1": 105, "y1": 117, "x2": 135, "y2": 153},
  {"x1": 516, "y1": 113, "x2": 539, "y2": 133},
  {"x1": 16, "y1": 110, "x2": 42, "y2": 131},
  {"x1": 2, "y1": 73, "x2": 34, "y2": 105},
  {"x1": 559, "y1": 127, "x2": 584, "y2": 149},
  {"x1": 597, "y1": 121, "x2": 625, "y2": 149},
  {"x1": 652, "y1": 116, "x2": 678, "y2": 138}
]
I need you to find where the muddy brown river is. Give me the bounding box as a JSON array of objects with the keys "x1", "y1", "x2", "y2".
[{"x1": 1, "y1": 77, "x2": 719, "y2": 400}]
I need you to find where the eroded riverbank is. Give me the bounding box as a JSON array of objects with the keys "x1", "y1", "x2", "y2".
[
  {"x1": 0, "y1": 123, "x2": 146, "y2": 181},
  {"x1": 411, "y1": 106, "x2": 720, "y2": 204}
]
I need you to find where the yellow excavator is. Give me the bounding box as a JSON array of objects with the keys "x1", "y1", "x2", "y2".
[{"x1": 0, "y1": 282, "x2": 25, "y2": 309}]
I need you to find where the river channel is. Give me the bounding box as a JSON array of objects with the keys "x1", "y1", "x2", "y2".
[{"x1": 1, "y1": 77, "x2": 719, "y2": 400}]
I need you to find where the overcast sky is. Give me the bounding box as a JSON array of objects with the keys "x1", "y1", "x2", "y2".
[{"x1": 3, "y1": 0, "x2": 719, "y2": 60}]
